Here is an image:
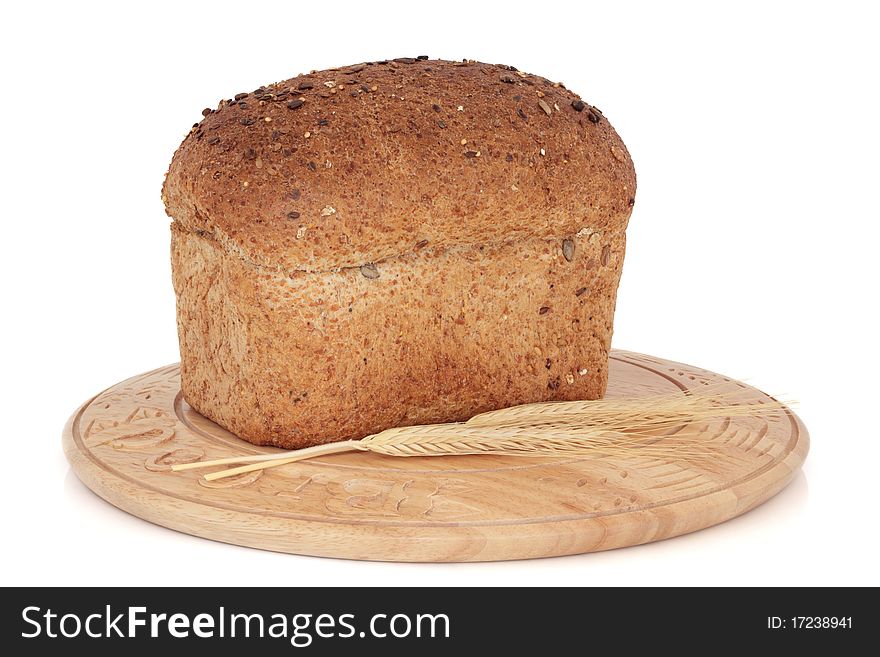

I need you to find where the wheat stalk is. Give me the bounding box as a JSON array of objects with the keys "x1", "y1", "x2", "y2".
[{"x1": 172, "y1": 386, "x2": 790, "y2": 481}]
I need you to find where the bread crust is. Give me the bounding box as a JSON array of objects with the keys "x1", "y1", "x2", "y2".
[
  {"x1": 164, "y1": 58, "x2": 636, "y2": 448},
  {"x1": 163, "y1": 59, "x2": 635, "y2": 274},
  {"x1": 172, "y1": 223, "x2": 625, "y2": 447}
]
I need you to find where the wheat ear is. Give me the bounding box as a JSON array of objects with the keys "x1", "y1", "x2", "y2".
[{"x1": 173, "y1": 388, "x2": 790, "y2": 481}]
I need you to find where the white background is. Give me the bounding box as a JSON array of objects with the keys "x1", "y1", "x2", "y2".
[{"x1": 1, "y1": 0, "x2": 877, "y2": 586}]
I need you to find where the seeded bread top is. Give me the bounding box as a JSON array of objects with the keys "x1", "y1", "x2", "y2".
[{"x1": 162, "y1": 58, "x2": 636, "y2": 274}]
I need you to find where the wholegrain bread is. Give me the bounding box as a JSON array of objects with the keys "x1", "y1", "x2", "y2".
[{"x1": 163, "y1": 58, "x2": 636, "y2": 448}]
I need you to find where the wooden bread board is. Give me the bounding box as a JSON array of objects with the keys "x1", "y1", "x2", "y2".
[{"x1": 62, "y1": 350, "x2": 808, "y2": 562}]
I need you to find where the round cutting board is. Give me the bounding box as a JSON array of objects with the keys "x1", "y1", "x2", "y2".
[{"x1": 63, "y1": 350, "x2": 808, "y2": 562}]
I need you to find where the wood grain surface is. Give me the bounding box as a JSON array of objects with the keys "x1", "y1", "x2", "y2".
[{"x1": 62, "y1": 350, "x2": 808, "y2": 562}]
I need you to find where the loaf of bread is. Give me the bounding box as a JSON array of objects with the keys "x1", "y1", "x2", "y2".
[{"x1": 162, "y1": 58, "x2": 636, "y2": 449}]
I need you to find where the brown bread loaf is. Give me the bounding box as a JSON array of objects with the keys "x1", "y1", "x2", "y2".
[{"x1": 162, "y1": 58, "x2": 636, "y2": 448}]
